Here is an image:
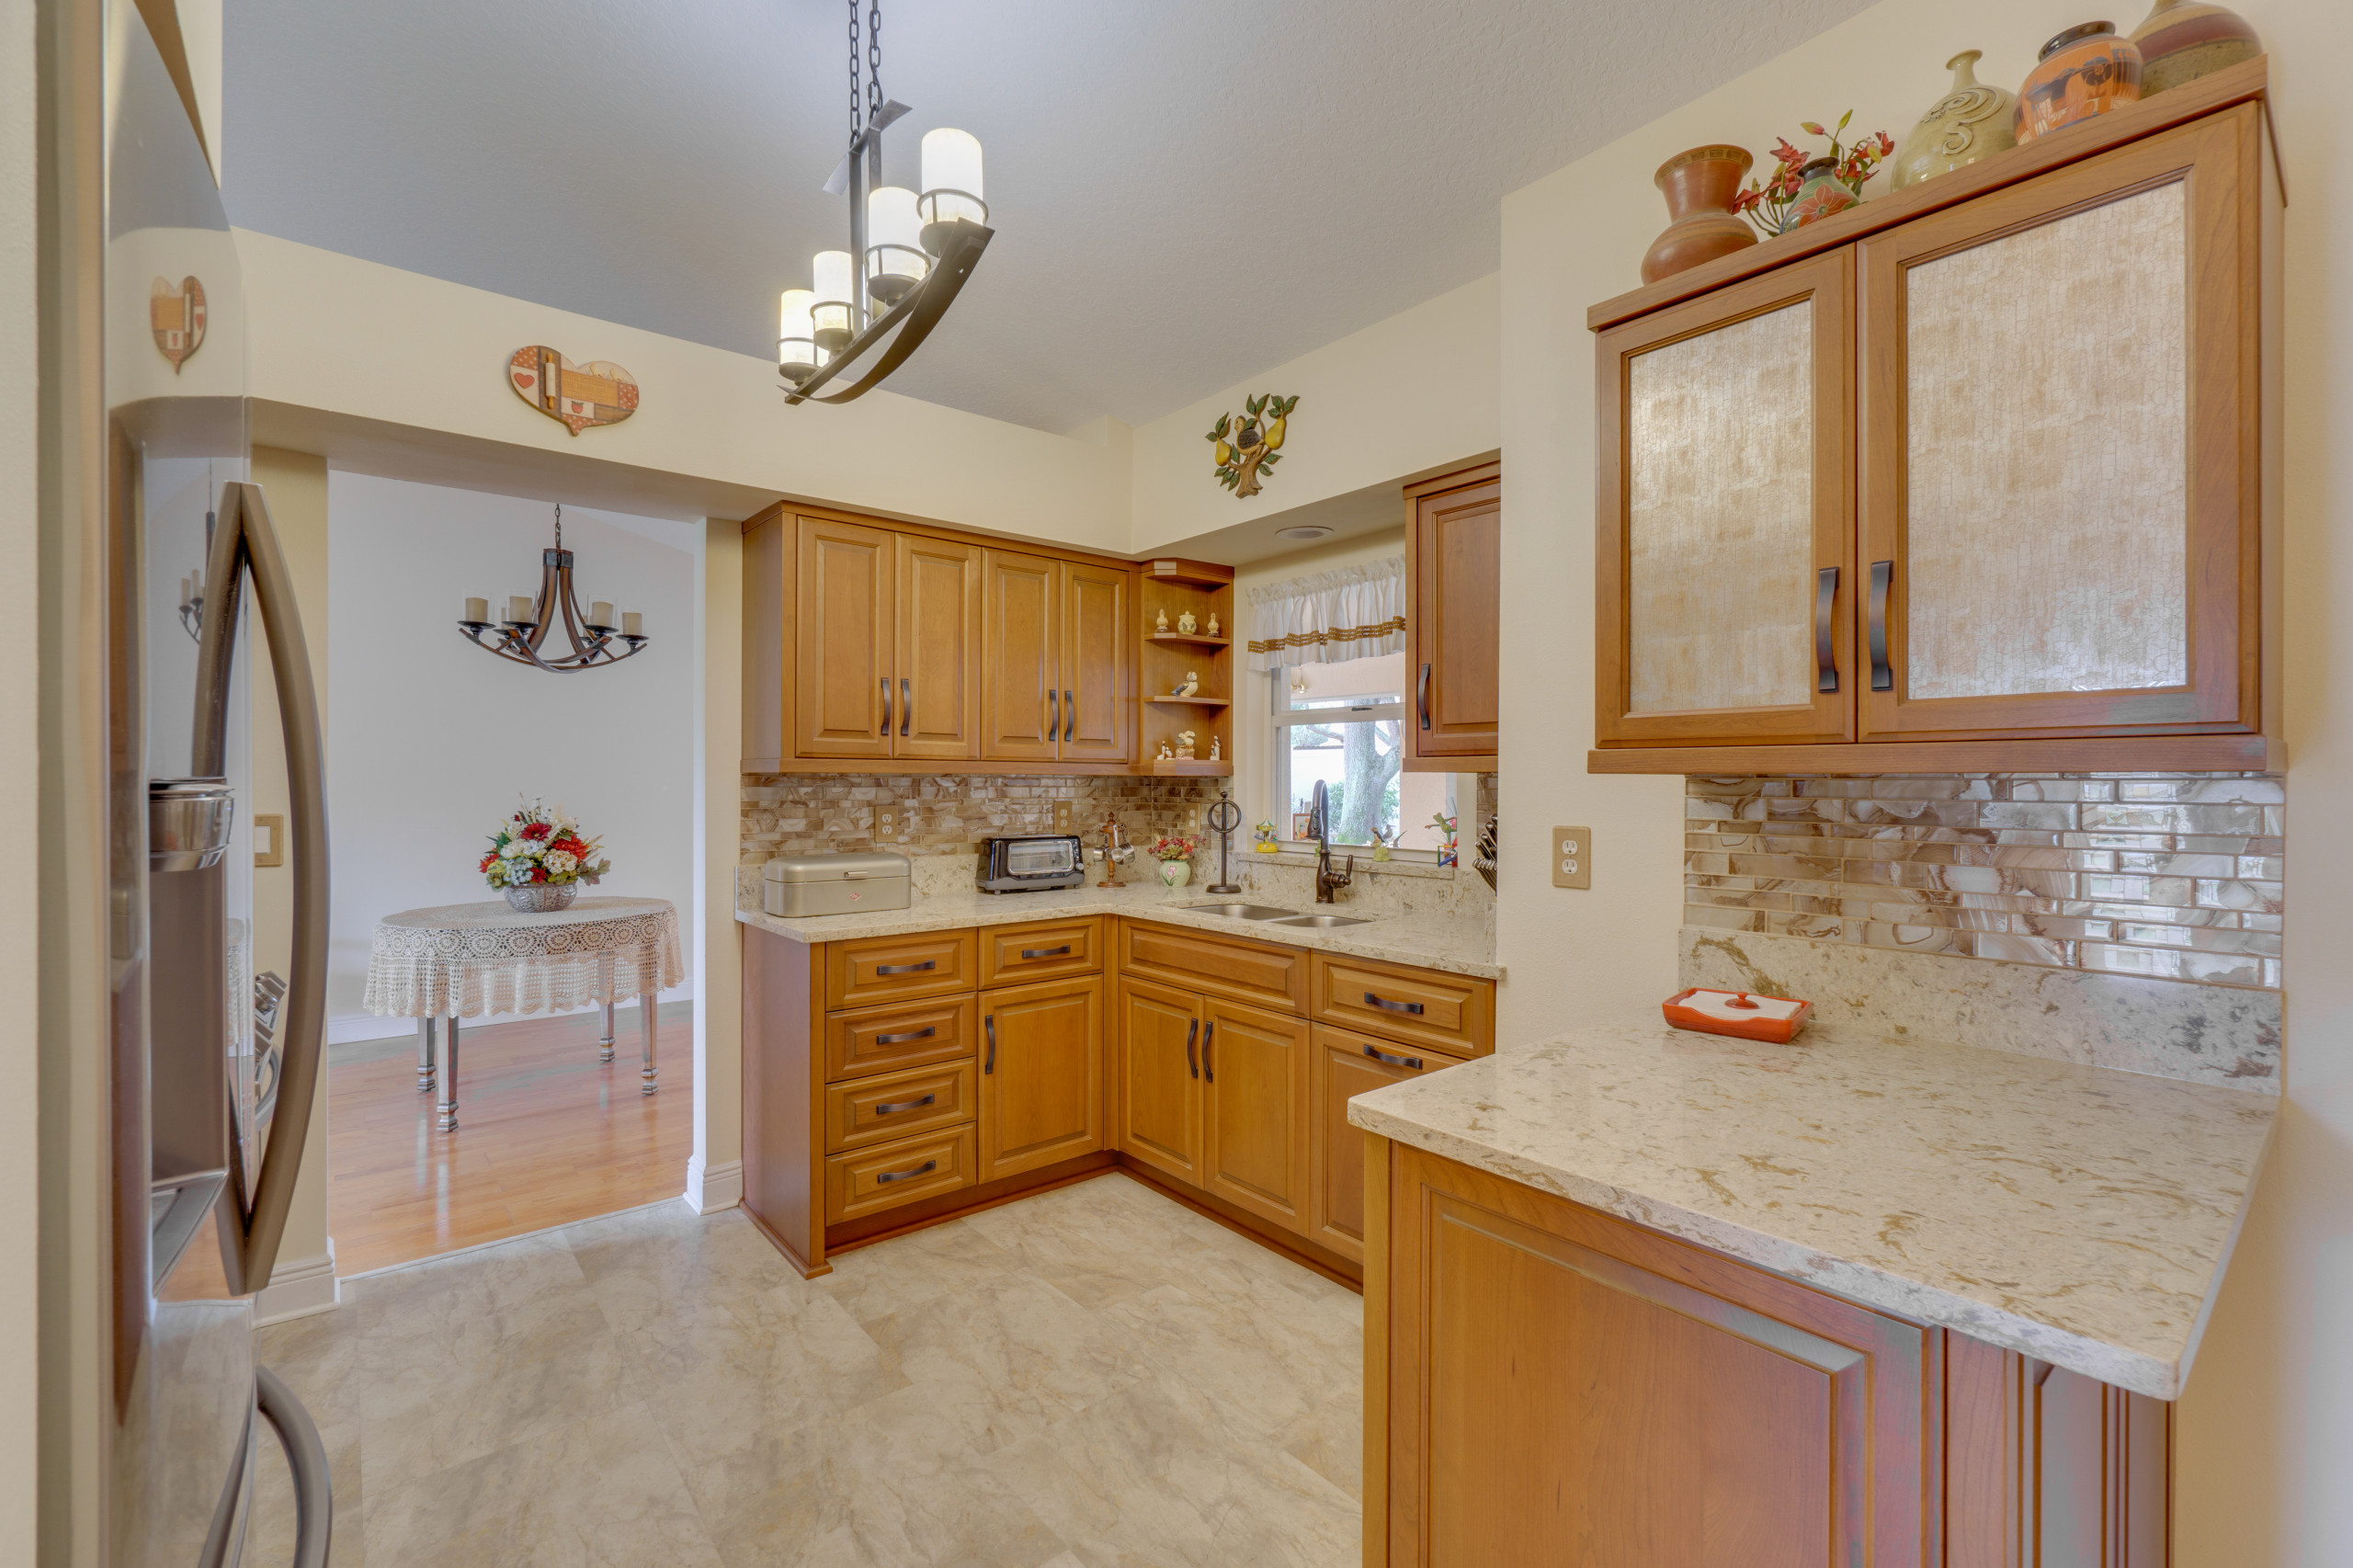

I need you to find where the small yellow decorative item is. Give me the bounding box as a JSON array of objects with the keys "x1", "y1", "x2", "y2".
[
  {"x1": 151, "y1": 276, "x2": 206, "y2": 372},
  {"x1": 1207, "y1": 392, "x2": 1300, "y2": 498},
  {"x1": 1253, "y1": 820, "x2": 1279, "y2": 853},
  {"x1": 1176, "y1": 609, "x2": 1198, "y2": 635},
  {"x1": 1155, "y1": 608, "x2": 1169, "y2": 632},
  {"x1": 1206, "y1": 611, "x2": 1219, "y2": 638},
  {"x1": 508, "y1": 346, "x2": 640, "y2": 437}
]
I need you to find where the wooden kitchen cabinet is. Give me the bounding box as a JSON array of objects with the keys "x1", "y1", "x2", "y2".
[
  {"x1": 1115, "y1": 975, "x2": 1205, "y2": 1185},
  {"x1": 1061, "y1": 560, "x2": 1133, "y2": 763},
  {"x1": 1405, "y1": 464, "x2": 1502, "y2": 768},
  {"x1": 892, "y1": 533, "x2": 983, "y2": 760},
  {"x1": 1200, "y1": 997, "x2": 1311, "y2": 1236},
  {"x1": 1586, "y1": 62, "x2": 2279, "y2": 775},
  {"x1": 793, "y1": 516, "x2": 896, "y2": 761},
  {"x1": 981, "y1": 549, "x2": 1135, "y2": 765},
  {"x1": 977, "y1": 973, "x2": 1105, "y2": 1183},
  {"x1": 1308, "y1": 1024, "x2": 1462, "y2": 1266}
]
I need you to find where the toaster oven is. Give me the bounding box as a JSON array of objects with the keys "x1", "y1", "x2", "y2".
[{"x1": 978, "y1": 834, "x2": 1086, "y2": 893}]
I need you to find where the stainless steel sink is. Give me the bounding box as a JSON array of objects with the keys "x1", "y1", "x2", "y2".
[
  {"x1": 1184, "y1": 903, "x2": 1299, "y2": 920},
  {"x1": 1266, "y1": 913, "x2": 1376, "y2": 928}
]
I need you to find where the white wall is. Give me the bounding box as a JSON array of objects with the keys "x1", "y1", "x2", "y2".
[
  {"x1": 1495, "y1": 3, "x2": 2351, "y2": 1561},
  {"x1": 324, "y1": 473, "x2": 698, "y2": 1037}
]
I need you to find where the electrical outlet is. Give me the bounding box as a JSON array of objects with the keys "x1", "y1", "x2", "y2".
[
  {"x1": 1552, "y1": 826, "x2": 1591, "y2": 890},
  {"x1": 1052, "y1": 801, "x2": 1073, "y2": 834},
  {"x1": 872, "y1": 802, "x2": 899, "y2": 839}
]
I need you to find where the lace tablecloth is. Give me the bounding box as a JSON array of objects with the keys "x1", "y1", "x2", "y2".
[{"x1": 362, "y1": 897, "x2": 683, "y2": 1018}]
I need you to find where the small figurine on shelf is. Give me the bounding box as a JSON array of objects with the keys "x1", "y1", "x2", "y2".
[
  {"x1": 1209, "y1": 736, "x2": 1222, "y2": 762},
  {"x1": 1206, "y1": 611, "x2": 1219, "y2": 638},
  {"x1": 1172, "y1": 671, "x2": 1200, "y2": 698},
  {"x1": 1253, "y1": 820, "x2": 1279, "y2": 853},
  {"x1": 1175, "y1": 730, "x2": 1197, "y2": 759},
  {"x1": 1430, "y1": 812, "x2": 1460, "y2": 867},
  {"x1": 1176, "y1": 609, "x2": 1198, "y2": 635},
  {"x1": 1155, "y1": 608, "x2": 1169, "y2": 633},
  {"x1": 1156, "y1": 739, "x2": 1175, "y2": 761}
]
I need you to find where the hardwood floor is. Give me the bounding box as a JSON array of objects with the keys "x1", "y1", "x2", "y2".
[{"x1": 164, "y1": 1001, "x2": 696, "y2": 1300}]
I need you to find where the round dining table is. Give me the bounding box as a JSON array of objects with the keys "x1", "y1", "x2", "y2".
[{"x1": 361, "y1": 896, "x2": 683, "y2": 1131}]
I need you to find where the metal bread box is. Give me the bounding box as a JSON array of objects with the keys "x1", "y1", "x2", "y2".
[{"x1": 762, "y1": 850, "x2": 912, "y2": 917}]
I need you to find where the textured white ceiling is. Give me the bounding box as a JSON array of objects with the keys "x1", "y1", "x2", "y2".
[{"x1": 223, "y1": 0, "x2": 1872, "y2": 434}]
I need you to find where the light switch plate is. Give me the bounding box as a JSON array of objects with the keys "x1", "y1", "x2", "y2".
[
  {"x1": 873, "y1": 802, "x2": 899, "y2": 839},
  {"x1": 1052, "y1": 801, "x2": 1073, "y2": 834},
  {"x1": 1552, "y1": 826, "x2": 1591, "y2": 890}
]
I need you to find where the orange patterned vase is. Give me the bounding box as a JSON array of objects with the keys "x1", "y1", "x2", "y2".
[
  {"x1": 1788, "y1": 158, "x2": 1859, "y2": 227},
  {"x1": 2016, "y1": 22, "x2": 2143, "y2": 144},
  {"x1": 1641, "y1": 145, "x2": 1758, "y2": 284},
  {"x1": 2130, "y1": 0, "x2": 2260, "y2": 97}
]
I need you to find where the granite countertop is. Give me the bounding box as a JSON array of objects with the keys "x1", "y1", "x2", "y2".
[
  {"x1": 1347, "y1": 1019, "x2": 2275, "y2": 1398},
  {"x1": 734, "y1": 880, "x2": 1501, "y2": 980}
]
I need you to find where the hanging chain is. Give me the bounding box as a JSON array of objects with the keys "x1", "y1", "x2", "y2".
[
  {"x1": 553, "y1": 503, "x2": 563, "y2": 552},
  {"x1": 847, "y1": 0, "x2": 861, "y2": 137},
  {"x1": 867, "y1": 1, "x2": 882, "y2": 128}
]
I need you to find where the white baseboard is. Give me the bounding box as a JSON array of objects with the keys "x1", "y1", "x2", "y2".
[
  {"x1": 684, "y1": 1156, "x2": 743, "y2": 1214},
  {"x1": 254, "y1": 1243, "x2": 340, "y2": 1325}
]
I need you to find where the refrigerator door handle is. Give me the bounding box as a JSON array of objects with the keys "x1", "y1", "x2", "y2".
[
  {"x1": 197, "y1": 482, "x2": 331, "y2": 1296},
  {"x1": 257, "y1": 1364, "x2": 335, "y2": 1568}
]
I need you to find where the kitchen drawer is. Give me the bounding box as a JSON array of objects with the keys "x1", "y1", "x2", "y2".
[
  {"x1": 824, "y1": 994, "x2": 975, "y2": 1082},
  {"x1": 823, "y1": 1125, "x2": 976, "y2": 1224},
  {"x1": 1310, "y1": 952, "x2": 1493, "y2": 1057},
  {"x1": 824, "y1": 929, "x2": 976, "y2": 1009},
  {"x1": 980, "y1": 916, "x2": 1102, "y2": 987},
  {"x1": 1120, "y1": 920, "x2": 1307, "y2": 1013},
  {"x1": 824, "y1": 1060, "x2": 975, "y2": 1153}
]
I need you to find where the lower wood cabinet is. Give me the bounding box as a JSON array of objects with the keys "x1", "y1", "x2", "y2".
[
  {"x1": 1115, "y1": 976, "x2": 1205, "y2": 1185},
  {"x1": 1308, "y1": 1025, "x2": 1464, "y2": 1266},
  {"x1": 824, "y1": 1124, "x2": 976, "y2": 1224},
  {"x1": 977, "y1": 972, "x2": 1105, "y2": 1182},
  {"x1": 1199, "y1": 998, "x2": 1311, "y2": 1236}
]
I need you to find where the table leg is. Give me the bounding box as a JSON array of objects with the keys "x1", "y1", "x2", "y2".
[
  {"x1": 639, "y1": 993, "x2": 658, "y2": 1096},
  {"x1": 416, "y1": 1017, "x2": 437, "y2": 1094},
  {"x1": 598, "y1": 955, "x2": 616, "y2": 1063},
  {"x1": 437, "y1": 1015, "x2": 461, "y2": 1132}
]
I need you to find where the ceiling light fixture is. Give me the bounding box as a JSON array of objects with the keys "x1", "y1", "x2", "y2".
[
  {"x1": 778, "y1": 1, "x2": 994, "y2": 405},
  {"x1": 458, "y1": 505, "x2": 649, "y2": 673}
]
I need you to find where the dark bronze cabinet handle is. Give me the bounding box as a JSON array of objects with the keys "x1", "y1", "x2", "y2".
[
  {"x1": 875, "y1": 1160, "x2": 937, "y2": 1185},
  {"x1": 1869, "y1": 560, "x2": 1894, "y2": 693},
  {"x1": 983, "y1": 1014, "x2": 996, "y2": 1074},
  {"x1": 1814, "y1": 566, "x2": 1839, "y2": 694},
  {"x1": 873, "y1": 1094, "x2": 938, "y2": 1116},
  {"x1": 1363, "y1": 1042, "x2": 1425, "y2": 1070},
  {"x1": 880, "y1": 676, "x2": 891, "y2": 736},
  {"x1": 1363, "y1": 991, "x2": 1425, "y2": 1016},
  {"x1": 900, "y1": 677, "x2": 911, "y2": 736},
  {"x1": 1417, "y1": 662, "x2": 1432, "y2": 731},
  {"x1": 873, "y1": 1026, "x2": 937, "y2": 1045},
  {"x1": 1048, "y1": 688, "x2": 1059, "y2": 743},
  {"x1": 1063, "y1": 690, "x2": 1075, "y2": 743},
  {"x1": 874, "y1": 960, "x2": 937, "y2": 975},
  {"x1": 1202, "y1": 1020, "x2": 1214, "y2": 1083},
  {"x1": 1019, "y1": 945, "x2": 1073, "y2": 960},
  {"x1": 1185, "y1": 1018, "x2": 1199, "y2": 1079}
]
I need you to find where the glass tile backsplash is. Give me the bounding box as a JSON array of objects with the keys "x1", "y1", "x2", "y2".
[{"x1": 1683, "y1": 773, "x2": 2284, "y2": 990}]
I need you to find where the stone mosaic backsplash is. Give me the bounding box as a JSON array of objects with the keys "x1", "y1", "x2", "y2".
[
  {"x1": 1684, "y1": 773, "x2": 2285, "y2": 990},
  {"x1": 741, "y1": 773, "x2": 1218, "y2": 865}
]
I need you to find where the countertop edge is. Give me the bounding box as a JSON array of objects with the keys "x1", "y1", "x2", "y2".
[{"x1": 1347, "y1": 1095, "x2": 2245, "y2": 1401}]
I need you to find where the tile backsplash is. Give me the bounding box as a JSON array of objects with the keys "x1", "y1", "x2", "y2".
[
  {"x1": 1684, "y1": 773, "x2": 2284, "y2": 991},
  {"x1": 741, "y1": 773, "x2": 1217, "y2": 864}
]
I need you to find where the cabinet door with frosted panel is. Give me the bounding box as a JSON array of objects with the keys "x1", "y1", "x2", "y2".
[
  {"x1": 1858, "y1": 108, "x2": 2260, "y2": 741},
  {"x1": 1595, "y1": 251, "x2": 1856, "y2": 747}
]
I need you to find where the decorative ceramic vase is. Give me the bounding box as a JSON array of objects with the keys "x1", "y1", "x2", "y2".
[
  {"x1": 1892, "y1": 51, "x2": 2018, "y2": 189},
  {"x1": 2016, "y1": 22, "x2": 2143, "y2": 144},
  {"x1": 1157, "y1": 859, "x2": 1191, "y2": 890},
  {"x1": 2130, "y1": 0, "x2": 2260, "y2": 97},
  {"x1": 505, "y1": 882, "x2": 578, "y2": 913},
  {"x1": 1640, "y1": 145, "x2": 1758, "y2": 284},
  {"x1": 1788, "y1": 158, "x2": 1860, "y2": 227}
]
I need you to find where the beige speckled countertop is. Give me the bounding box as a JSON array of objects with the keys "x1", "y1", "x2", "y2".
[
  {"x1": 1347, "y1": 1019, "x2": 2274, "y2": 1398},
  {"x1": 733, "y1": 881, "x2": 1502, "y2": 980}
]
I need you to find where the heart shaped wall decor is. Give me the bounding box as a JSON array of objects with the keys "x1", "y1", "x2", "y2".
[
  {"x1": 151, "y1": 276, "x2": 206, "y2": 372},
  {"x1": 508, "y1": 346, "x2": 640, "y2": 436}
]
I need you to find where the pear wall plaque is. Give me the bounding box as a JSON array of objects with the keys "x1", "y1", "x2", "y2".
[
  {"x1": 508, "y1": 346, "x2": 640, "y2": 436},
  {"x1": 151, "y1": 276, "x2": 206, "y2": 372}
]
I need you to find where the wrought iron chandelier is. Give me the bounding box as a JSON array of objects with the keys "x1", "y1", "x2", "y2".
[
  {"x1": 776, "y1": 0, "x2": 994, "y2": 405},
  {"x1": 457, "y1": 504, "x2": 649, "y2": 674}
]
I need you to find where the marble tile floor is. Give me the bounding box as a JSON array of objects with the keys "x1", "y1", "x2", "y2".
[{"x1": 245, "y1": 1172, "x2": 1365, "y2": 1566}]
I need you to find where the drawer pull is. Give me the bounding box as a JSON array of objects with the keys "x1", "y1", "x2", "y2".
[
  {"x1": 1019, "y1": 944, "x2": 1073, "y2": 960},
  {"x1": 983, "y1": 1014, "x2": 996, "y2": 1074},
  {"x1": 874, "y1": 960, "x2": 938, "y2": 975},
  {"x1": 874, "y1": 1160, "x2": 938, "y2": 1185},
  {"x1": 1202, "y1": 1020, "x2": 1214, "y2": 1084},
  {"x1": 873, "y1": 1094, "x2": 937, "y2": 1116},
  {"x1": 1363, "y1": 991, "x2": 1425, "y2": 1016},
  {"x1": 1186, "y1": 1018, "x2": 1199, "y2": 1079},
  {"x1": 1813, "y1": 565, "x2": 1839, "y2": 694},
  {"x1": 1363, "y1": 1043, "x2": 1425, "y2": 1070},
  {"x1": 872, "y1": 1026, "x2": 938, "y2": 1045}
]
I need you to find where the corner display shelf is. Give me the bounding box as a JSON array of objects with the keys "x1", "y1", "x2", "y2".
[{"x1": 1140, "y1": 558, "x2": 1236, "y2": 775}]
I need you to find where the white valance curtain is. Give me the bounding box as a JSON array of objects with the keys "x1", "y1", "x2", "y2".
[{"x1": 1245, "y1": 557, "x2": 1406, "y2": 671}]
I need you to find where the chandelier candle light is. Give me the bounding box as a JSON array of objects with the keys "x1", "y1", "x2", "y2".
[
  {"x1": 458, "y1": 504, "x2": 650, "y2": 674},
  {"x1": 776, "y1": 2, "x2": 994, "y2": 404}
]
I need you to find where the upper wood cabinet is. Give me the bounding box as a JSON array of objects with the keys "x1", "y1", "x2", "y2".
[
  {"x1": 742, "y1": 505, "x2": 1140, "y2": 773},
  {"x1": 1406, "y1": 464, "x2": 1503, "y2": 768},
  {"x1": 1587, "y1": 65, "x2": 2279, "y2": 774}
]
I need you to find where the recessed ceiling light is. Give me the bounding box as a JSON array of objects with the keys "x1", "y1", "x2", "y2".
[{"x1": 1276, "y1": 525, "x2": 1333, "y2": 541}]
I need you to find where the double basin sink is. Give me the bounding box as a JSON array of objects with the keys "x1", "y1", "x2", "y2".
[{"x1": 1185, "y1": 903, "x2": 1374, "y2": 929}]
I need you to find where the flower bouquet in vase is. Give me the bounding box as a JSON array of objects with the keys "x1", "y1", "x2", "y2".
[
  {"x1": 1732, "y1": 112, "x2": 1893, "y2": 236},
  {"x1": 482, "y1": 799, "x2": 610, "y2": 912},
  {"x1": 1150, "y1": 834, "x2": 1201, "y2": 890}
]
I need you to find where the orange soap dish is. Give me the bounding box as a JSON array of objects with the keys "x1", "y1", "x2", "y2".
[{"x1": 1662, "y1": 986, "x2": 1813, "y2": 1044}]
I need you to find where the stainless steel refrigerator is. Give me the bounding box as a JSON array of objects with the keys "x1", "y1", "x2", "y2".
[{"x1": 106, "y1": 3, "x2": 333, "y2": 1562}]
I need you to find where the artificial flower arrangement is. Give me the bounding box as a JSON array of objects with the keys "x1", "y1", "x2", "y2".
[
  {"x1": 1732, "y1": 111, "x2": 1894, "y2": 236},
  {"x1": 1428, "y1": 812, "x2": 1460, "y2": 868},
  {"x1": 1149, "y1": 834, "x2": 1201, "y2": 863},
  {"x1": 480, "y1": 799, "x2": 610, "y2": 889}
]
